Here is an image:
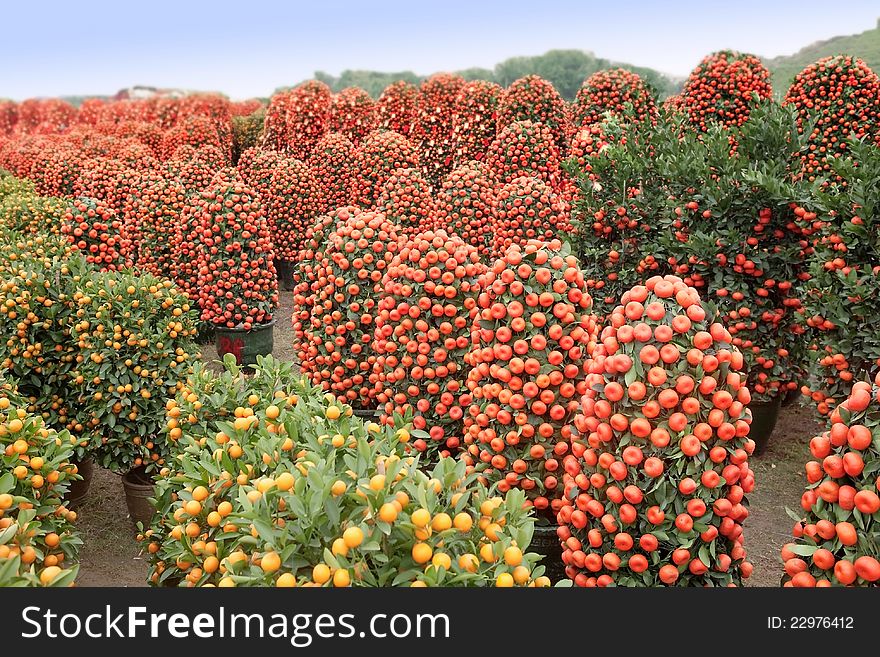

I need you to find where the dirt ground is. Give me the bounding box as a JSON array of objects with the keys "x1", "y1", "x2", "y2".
[
  {"x1": 73, "y1": 292, "x2": 822, "y2": 586},
  {"x1": 742, "y1": 404, "x2": 822, "y2": 586}
]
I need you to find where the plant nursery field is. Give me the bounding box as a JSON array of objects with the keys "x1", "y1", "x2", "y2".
[{"x1": 0, "y1": 48, "x2": 878, "y2": 590}]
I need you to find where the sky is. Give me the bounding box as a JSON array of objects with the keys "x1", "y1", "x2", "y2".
[{"x1": 2, "y1": 0, "x2": 878, "y2": 100}]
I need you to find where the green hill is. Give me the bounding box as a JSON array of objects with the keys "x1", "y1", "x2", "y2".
[{"x1": 766, "y1": 18, "x2": 880, "y2": 93}]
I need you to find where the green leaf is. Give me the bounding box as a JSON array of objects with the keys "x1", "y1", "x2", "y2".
[
  {"x1": 787, "y1": 544, "x2": 818, "y2": 557},
  {"x1": 785, "y1": 507, "x2": 804, "y2": 523}
]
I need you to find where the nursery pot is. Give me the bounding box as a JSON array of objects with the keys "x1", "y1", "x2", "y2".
[
  {"x1": 215, "y1": 320, "x2": 275, "y2": 367},
  {"x1": 63, "y1": 458, "x2": 94, "y2": 510},
  {"x1": 352, "y1": 409, "x2": 380, "y2": 419},
  {"x1": 781, "y1": 387, "x2": 802, "y2": 408},
  {"x1": 748, "y1": 396, "x2": 783, "y2": 456},
  {"x1": 275, "y1": 260, "x2": 296, "y2": 292},
  {"x1": 528, "y1": 523, "x2": 566, "y2": 584},
  {"x1": 195, "y1": 322, "x2": 216, "y2": 345},
  {"x1": 122, "y1": 466, "x2": 156, "y2": 528}
]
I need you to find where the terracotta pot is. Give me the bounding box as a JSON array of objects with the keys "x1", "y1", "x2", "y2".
[
  {"x1": 122, "y1": 466, "x2": 156, "y2": 528},
  {"x1": 64, "y1": 458, "x2": 94, "y2": 510}
]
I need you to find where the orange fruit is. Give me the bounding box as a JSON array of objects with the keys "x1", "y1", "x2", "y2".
[{"x1": 411, "y1": 542, "x2": 433, "y2": 564}]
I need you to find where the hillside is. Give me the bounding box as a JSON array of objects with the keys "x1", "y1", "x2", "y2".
[{"x1": 766, "y1": 18, "x2": 880, "y2": 92}]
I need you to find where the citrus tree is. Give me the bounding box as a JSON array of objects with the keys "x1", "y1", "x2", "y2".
[
  {"x1": 559, "y1": 276, "x2": 756, "y2": 586},
  {"x1": 798, "y1": 141, "x2": 880, "y2": 418},
  {"x1": 70, "y1": 271, "x2": 200, "y2": 473},
  {"x1": 782, "y1": 376, "x2": 880, "y2": 586},
  {"x1": 0, "y1": 392, "x2": 81, "y2": 587},
  {"x1": 145, "y1": 356, "x2": 548, "y2": 588}
]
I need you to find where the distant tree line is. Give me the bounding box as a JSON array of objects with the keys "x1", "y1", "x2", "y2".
[{"x1": 303, "y1": 49, "x2": 683, "y2": 100}]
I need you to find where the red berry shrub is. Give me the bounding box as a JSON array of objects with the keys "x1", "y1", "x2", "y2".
[
  {"x1": 178, "y1": 94, "x2": 234, "y2": 159},
  {"x1": 60, "y1": 197, "x2": 131, "y2": 271},
  {"x1": 127, "y1": 177, "x2": 187, "y2": 280},
  {"x1": 462, "y1": 239, "x2": 596, "y2": 514},
  {"x1": 414, "y1": 73, "x2": 466, "y2": 187},
  {"x1": 490, "y1": 176, "x2": 569, "y2": 257},
  {"x1": 261, "y1": 89, "x2": 293, "y2": 153},
  {"x1": 305, "y1": 210, "x2": 403, "y2": 408},
  {"x1": 115, "y1": 121, "x2": 163, "y2": 158},
  {"x1": 559, "y1": 276, "x2": 755, "y2": 587},
  {"x1": 292, "y1": 208, "x2": 352, "y2": 365},
  {"x1": 23, "y1": 99, "x2": 77, "y2": 135},
  {"x1": 73, "y1": 157, "x2": 135, "y2": 210},
  {"x1": 230, "y1": 99, "x2": 264, "y2": 117},
  {"x1": 114, "y1": 139, "x2": 160, "y2": 171},
  {"x1": 264, "y1": 80, "x2": 333, "y2": 159},
  {"x1": 486, "y1": 120, "x2": 563, "y2": 190},
  {"x1": 237, "y1": 147, "x2": 283, "y2": 200},
  {"x1": 562, "y1": 123, "x2": 612, "y2": 207},
  {"x1": 372, "y1": 230, "x2": 486, "y2": 458},
  {"x1": 15, "y1": 99, "x2": 44, "y2": 134},
  {"x1": 152, "y1": 97, "x2": 181, "y2": 130},
  {"x1": 169, "y1": 202, "x2": 204, "y2": 302},
  {"x1": 28, "y1": 144, "x2": 84, "y2": 197},
  {"x1": 435, "y1": 163, "x2": 496, "y2": 256},
  {"x1": 265, "y1": 157, "x2": 325, "y2": 261},
  {"x1": 329, "y1": 87, "x2": 378, "y2": 146},
  {"x1": 160, "y1": 115, "x2": 223, "y2": 161},
  {"x1": 192, "y1": 170, "x2": 279, "y2": 329},
  {"x1": 376, "y1": 81, "x2": 420, "y2": 137},
  {"x1": 0, "y1": 135, "x2": 44, "y2": 177},
  {"x1": 0, "y1": 101, "x2": 18, "y2": 136},
  {"x1": 307, "y1": 132, "x2": 356, "y2": 212},
  {"x1": 451, "y1": 80, "x2": 501, "y2": 166},
  {"x1": 353, "y1": 130, "x2": 419, "y2": 208},
  {"x1": 783, "y1": 55, "x2": 880, "y2": 181},
  {"x1": 76, "y1": 98, "x2": 107, "y2": 126},
  {"x1": 166, "y1": 152, "x2": 219, "y2": 196},
  {"x1": 682, "y1": 51, "x2": 773, "y2": 131},
  {"x1": 572, "y1": 69, "x2": 658, "y2": 128},
  {"x1": 662, "y1": 94, "x2": 687, "y2": 116},
  {"x1": 782, "y1": 377, "x2": 880, "y2": 587},
  {"x1": 497, "y1": 75, "x2": 569, "y2": 151},
  {"x1": 376, "y1": 167, "x2": 438, "y2": 236}
]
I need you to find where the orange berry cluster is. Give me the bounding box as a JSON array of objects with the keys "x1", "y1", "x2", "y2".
[
  {"x1": 783, "y1": 376, "x2": 880, "y2": 586},
  {"x1": 559, "y1": 276, "x2": 755, "y2": 587},
  {"x1": 463, "y1": 239, "x2": 596, "y2": 514},
  {"x1": 372, "y1": 230, "x2": 486, "y2": 458}
]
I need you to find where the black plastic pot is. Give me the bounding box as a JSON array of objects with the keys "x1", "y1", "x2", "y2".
[
  {"x1": 195, "y1": 322, "x2": 216, "y2": 345},
  {"x1": 749, "y1": 396, "x2": 784, "y2": 456},
  {"x1": 122, "y1": 466, "x2": 156, "y2": 528},
  {"x1": 528, "y1": 524, "x2": 566, "y2": 584},
  {"x1": 215, "y1": 320, "x2": 275, "y2": 367},
  {"x1": 781, "y1": 387, "x2": 802, "y2": 408},
  {"x1": 63, "y1": 458, "x2": 94, "y2": 510},
  {"x1": 275, "y1": 260, "x2": 296, "y2": 292}
]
